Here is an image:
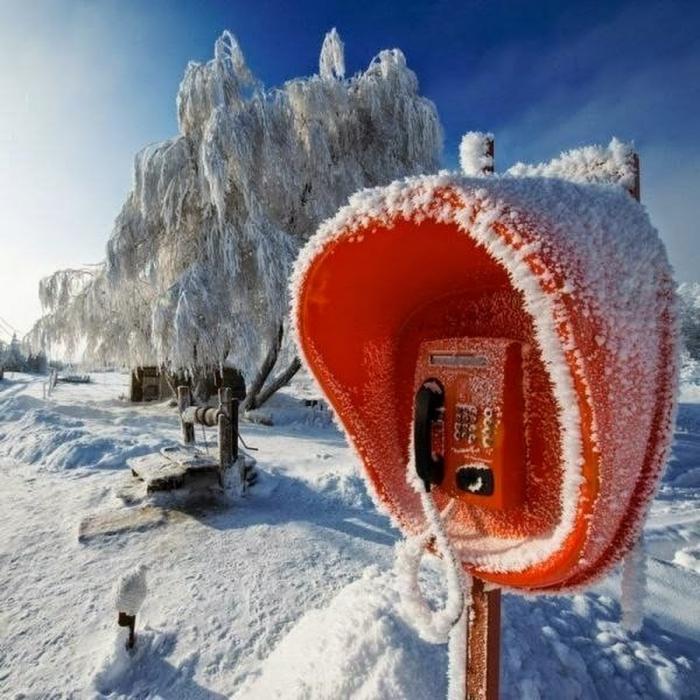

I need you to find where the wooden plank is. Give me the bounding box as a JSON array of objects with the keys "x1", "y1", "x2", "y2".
[
  {"x1": 128, "y1": 450, "x2": 218, "y2": 493},
  {"x1": 78, "y1": 506, "x2": 168, "y2": 542}
]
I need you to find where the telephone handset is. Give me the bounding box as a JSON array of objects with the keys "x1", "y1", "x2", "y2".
[
  {"x1": 413, "y1": 337, "x2": 526, "y2": 510},
  {"x1": 413, "y1": 381, "x2": 445, "y2": 492}
]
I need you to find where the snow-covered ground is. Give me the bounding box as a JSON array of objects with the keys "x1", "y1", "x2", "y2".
[{"x1": 0, "y1": 371, "x2": 698, "y2": 698}]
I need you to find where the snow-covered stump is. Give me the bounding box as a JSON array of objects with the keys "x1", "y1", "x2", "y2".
[{"x1": 114, "y1": 565, "x2": 147, "y2": 650}]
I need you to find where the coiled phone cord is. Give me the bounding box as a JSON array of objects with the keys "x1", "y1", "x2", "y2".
[{"x1": 395, "y1": 490, "x2": 471, "y2": 699}]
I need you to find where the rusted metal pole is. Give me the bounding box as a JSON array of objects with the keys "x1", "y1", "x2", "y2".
[
  {"x1": 465, "y1": 133, "x2": 501, "y2": 700},
  {"x1": 178, "y1": 385, "x2": 195, "y2": 445},
  {"x1": 467, "y1": 579, "x2": 501, "y2": 699}
]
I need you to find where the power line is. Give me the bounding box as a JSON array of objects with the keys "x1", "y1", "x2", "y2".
[
  {"x1": 0, "y1": 315, "x2": 23, "y2": 340},
  {"x1": 0, "y1": 314, "x2": 20, "y2": 333}
]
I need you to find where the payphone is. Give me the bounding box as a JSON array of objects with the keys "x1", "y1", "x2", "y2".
[
  {"x1": 293, "y1": 172, "x2": 677, "y2": 593},
  {"x1": 413, "y1": 337, "x2": 526, "y2": 511}
]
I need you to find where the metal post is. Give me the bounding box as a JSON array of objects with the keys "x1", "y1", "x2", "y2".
[
  {"x1": 178, "y1": 386, "x2": 195, "y2": 445},
  {"x1": 467, "y1": 578, "x2": 501, "y2": 699},
  {"x1": 465, "y1": 132, "x2": 501, "y2": 700}
]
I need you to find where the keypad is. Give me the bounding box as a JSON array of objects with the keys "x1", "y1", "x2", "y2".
[
  {"x1": 453, "y1": 403, "x2": 500, "y2": 450},
  {"x1": 454, "y1": 403, "x2": 477, "y2": 443}
]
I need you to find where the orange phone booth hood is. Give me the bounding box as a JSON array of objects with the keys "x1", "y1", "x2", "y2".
[{"x1": 291, "y1": 173, "x2": 679, "y2": 593}]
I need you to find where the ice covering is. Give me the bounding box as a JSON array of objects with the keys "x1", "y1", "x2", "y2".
[
  {"x1": 292, "y1": 172, "x2": 679, "y2": 592},
  {"x1": 114, "y1": 565, "x2": 148, "y2": 616}
]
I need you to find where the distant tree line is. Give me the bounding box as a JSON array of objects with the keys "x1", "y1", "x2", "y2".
[
  {"x1": 679, "y1": 283, "x2": 700, "y2": 362},
  {"x1": 0, "y1": 333, "x2": 51, "y2": 374}
]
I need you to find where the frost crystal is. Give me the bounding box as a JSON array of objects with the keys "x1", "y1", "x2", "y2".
[
  {"x1": 319, "y1": 28, "x2": 345, "y2": 80},
  {"x1": 459, "y1": 131, "x2": 494, "y2": 176},
  {"x1": 621, "y1": 536, "x2": 647, "y2": 633}
]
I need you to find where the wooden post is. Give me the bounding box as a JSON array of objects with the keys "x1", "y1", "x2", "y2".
[
  {"x1": 178, "y1": 386, "x2": 195, "y2": 445},
  {"x1": 231, "y1": 398, "x2": 239, "y2": 461},
  {"x1": 483, "y1": 136, "x2": 494, "y2": 175},
  {"x1": 465, "y1": 132, "x2": 501, "y2": 700},
  {"x1": 218, "y1": 387, "x2": 233, "y2": 485},
  {"x1": 117, "y1": 611, "x2": 136, "y2": 649},
  {"x1": 130, "y1": 368, "x2": 142, "y2": 402},
  {"x1": 630, "y1": 152, "x2": 641, "y2": 202}
]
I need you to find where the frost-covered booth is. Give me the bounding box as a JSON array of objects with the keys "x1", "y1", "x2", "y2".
[{"x1": 293, "y1": 173, "x2": 678, "y2": 592}]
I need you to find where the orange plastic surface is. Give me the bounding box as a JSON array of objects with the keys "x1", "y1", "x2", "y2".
[{"x1": 295, "y1": 194, "x2": 675, "y2": 592}]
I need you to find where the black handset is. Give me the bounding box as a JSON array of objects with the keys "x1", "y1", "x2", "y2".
[{"x1": 414, "y1": 381, "x2": 445, "y2": 492}]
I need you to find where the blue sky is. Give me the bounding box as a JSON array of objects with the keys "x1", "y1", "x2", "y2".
[{"x1": 1, "y1": 0, "x2": 698, "y2": 334}]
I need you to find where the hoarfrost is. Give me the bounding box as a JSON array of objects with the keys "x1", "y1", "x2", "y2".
[
  {"x1": 621, "y1": 536, "x2": 647, "y2": 633},
  {"x1": 29, "y1": 29, "x2": 441, "y2": 393},
  {"x1": 291, "y1": 171, "x2": 678, "y2": 585},
  {"x1": 319, "y1": 28, "x2": 345, "y2": 80},
  {"x1": 507, "y1": 137, "x2": 637, "y2": 191},
  {"x1": 395, "y1": 492, "x2": 469, "y2": 699},
  {"x1": 114, "y1": 564, "x2": 148, "y2": 616},
  {"x1": 459, "y1": 131, "x2": 494, "y2": 176}
]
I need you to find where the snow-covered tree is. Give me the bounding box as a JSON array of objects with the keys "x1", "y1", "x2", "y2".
[
  {"x1": 678, "y1": 283, "x2": 700, "y2": 361},
  {"x1": 3, "y1": 333, "x2": 27, "y2": 372},
  {"x1": 30, "y1": 29, "x2": 442, "y2": 407}
]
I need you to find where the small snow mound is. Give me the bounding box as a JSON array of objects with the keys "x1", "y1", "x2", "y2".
[
  {"x1": 91, "y1": 628, "x2": 185, "y2": 697},
  {"x1": 673, "y1": 546, "x2": 700, "y2": 574},
  {"x1": 314, "y1": 472, "x2": 373, "y2": 510},
  {"x1": 502, "y1": 594, "x2": 696, "y2": 699},
  {"x1": 236, "y1": 569, "x2": 445, "y2": 699}
]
